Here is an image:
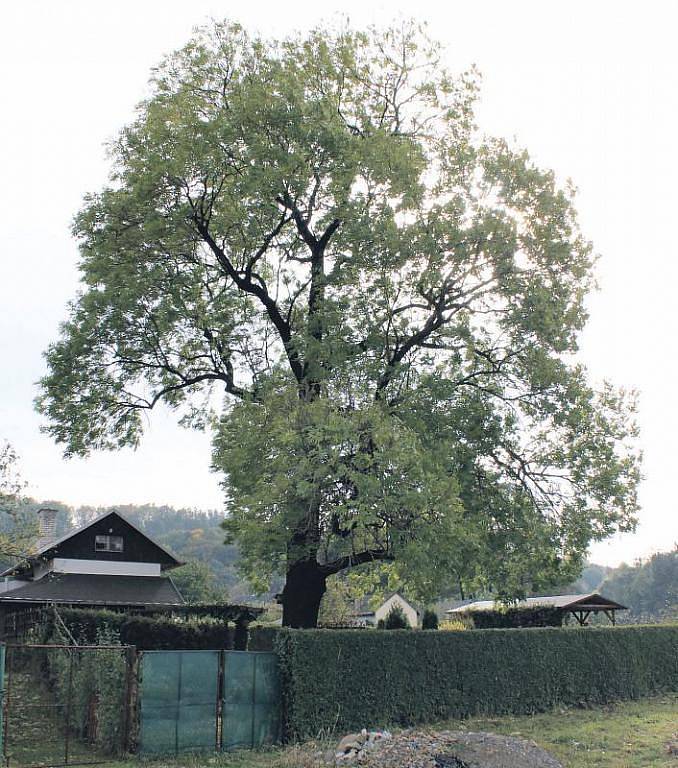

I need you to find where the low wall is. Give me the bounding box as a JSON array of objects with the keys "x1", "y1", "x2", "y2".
[{"x1": 275, "y1": 624, "x2": 678, "y2": 740}]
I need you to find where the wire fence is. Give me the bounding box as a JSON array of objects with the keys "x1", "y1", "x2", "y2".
[
  {"x1": 0, "y1": 644, "x2": 281, "y2": 765},
  {"x1": 2, "y1": 644, "x2": 136, "y2": 768}
]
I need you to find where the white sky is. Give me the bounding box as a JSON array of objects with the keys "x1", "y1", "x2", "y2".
[{"x1": 0, "y1": 0, "x2": 676, "y2": 567}]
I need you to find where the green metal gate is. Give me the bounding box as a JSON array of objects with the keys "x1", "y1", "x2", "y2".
[
  {"x1": 139, "y1": 649, "x2": 280, "y2": 756},
  {"x1": 139, "y1": 650, "x2": 220, "y2": 755},
  {"x1": 222, "y1": 651, "x2": 280, "y2": 750}
]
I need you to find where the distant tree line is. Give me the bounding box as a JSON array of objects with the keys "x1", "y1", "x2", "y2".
[
  {"x1": 598, "y1": 548, "x2": 677, "y2": 623},
  {"x1": 0, "y1": 493, "x2": 674, "y2": 621}
]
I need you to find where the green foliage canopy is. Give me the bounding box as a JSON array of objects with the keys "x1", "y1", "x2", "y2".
[
  {"x1": 0, "y1": 440, "x2": 37, "y2": 559},
  {"x1": 601, "y1": 547, "x2": 677, "y2": 622},
  {"x1": 0, "y1": 440, "x2": 25, "y2": 516},
  {"x1": 38, "y1": 21, "x2": 640, "y2": 621}
]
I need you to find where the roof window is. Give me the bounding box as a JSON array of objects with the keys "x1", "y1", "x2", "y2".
[{"x1": 95, "y1": 534, "x2": 124, "y2": 553}]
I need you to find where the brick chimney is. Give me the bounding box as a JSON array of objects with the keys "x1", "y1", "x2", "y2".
[{"x1": 36, "y1": 508, "x2": 58, "y2": 549}]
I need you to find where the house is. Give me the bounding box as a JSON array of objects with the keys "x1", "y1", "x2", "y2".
[
  {"x1": 0, "y1": 508, "x2": 186, "y2": 638},
  {"x1": 354, "y1": 591, "x2": 420, "y2": 628},
  {"x1": 447, "y1": 593, "x2": 627, "y2": 627}
]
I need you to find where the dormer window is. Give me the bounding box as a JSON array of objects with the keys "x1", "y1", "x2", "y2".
[{"x1": 95, "y1": 535, "x2": 124, "y2": 553}]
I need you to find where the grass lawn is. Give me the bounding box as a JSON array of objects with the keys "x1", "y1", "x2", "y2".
[
  {"x1": 438, "y1": 694, "x2": 678, "y2": 768},
  {"x1": 110, "y1": 694, "x2": 676, "y2": 768}
]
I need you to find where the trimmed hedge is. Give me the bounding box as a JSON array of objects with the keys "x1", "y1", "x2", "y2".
[
  {"x1": 275, "y1": 624, "x2": 678, "y2": 739},
  {"x1": 468, "y1": 606, "x2": 564, "y2": 629},
  {"x1": 51, "y1": 609, "x2": 235, "y2": 650},
  {"x1": 248, "y1": 626, "x2": 282, "y2": 651}
]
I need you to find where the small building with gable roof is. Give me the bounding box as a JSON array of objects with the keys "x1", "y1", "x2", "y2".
[
  {"x1": 0, "y1": 508, "x2": 187, "y2": 637},
  {"x1": 354, "y1": 591, "x2": 420, "y2": 628}
]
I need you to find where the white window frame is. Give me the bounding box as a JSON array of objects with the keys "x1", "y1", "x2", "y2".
[{"x1": 94, "y1": 534, "x2": 124, "y2": 553}]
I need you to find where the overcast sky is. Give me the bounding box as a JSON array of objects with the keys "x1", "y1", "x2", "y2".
[{"x1": 1, "y1": 0, "x2": 676, "y2": 566}]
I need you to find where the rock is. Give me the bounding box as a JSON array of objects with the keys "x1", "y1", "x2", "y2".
[
  {"x1": 435, "y1": 756, "x2": 469, "y2": 768},
  {"x1": 336, "y1": 733, "x2": 363, "y2": 753}
]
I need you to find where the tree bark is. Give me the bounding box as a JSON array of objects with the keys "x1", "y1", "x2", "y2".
[{"x1": 280, "y1": 557, "x2": 327, "y2": 628}]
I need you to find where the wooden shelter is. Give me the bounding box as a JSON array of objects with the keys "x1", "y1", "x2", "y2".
[{"x1": 447, "y1": 592, "x2": 627, "y2": 627}]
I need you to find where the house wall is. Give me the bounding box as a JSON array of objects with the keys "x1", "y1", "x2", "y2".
[
  {"x1": 45, "y1": 513, "x2": 177, "y2": 568},
  {"x1": 51, "y1": 559, "x2": 161, "y2": 576},
  {"x1": 374, "y1": 594, "x2": 418, "y2": 628}
]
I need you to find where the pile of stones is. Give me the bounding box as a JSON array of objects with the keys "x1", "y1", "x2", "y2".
[
  {"x1": 331, "y1": 728, "x2": 393, "y2": 762},
  {"x1": 322, "y1": 729, "x2": 565, "y2": 767}
]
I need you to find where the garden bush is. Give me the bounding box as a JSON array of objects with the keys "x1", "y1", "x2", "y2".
[
  {"x1": 384, "y1": 605, "x2": 409, "y2": 629},
  {"x1": 422, "y1": 609, "x2": 439, "y2": 630},
  {"x1": 45, "y1": 627, "x2": 129, "y2": 755},
  {"x1": 275, "y1": 624, "x2": 678, "y2": 739},
  {"x1": 466, "y1": 606, "x2": 564, "y2": 628},
  {"x1": 46, "y1": 609, "x2": 235, "y2": 650},
  {"x1": 248, "y1": 626, "x2": 282, "y2": 651}
]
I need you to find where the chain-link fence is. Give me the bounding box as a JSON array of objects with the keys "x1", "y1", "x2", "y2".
[
  {"x1": 2, "y1": 644, "x2": 135, "y2": 768},
  {"x1": 0, "y1": 644, "x2": 280, "y2": 764}
]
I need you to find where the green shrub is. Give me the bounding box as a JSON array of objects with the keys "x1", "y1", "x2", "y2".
[
  {"x1": 248, "y1": 626, "x2": 282, "y2": 651},
  {"x1": 121, "y1": 615, "x2": 234, "y2": 650},
  {"x1": 422, "y1": 609, "x2": 439, "y2": 630},
  {"x1": 45, "y1": 628, "x2": 128, "y2": 755},
  {"x1": 384, "y1": 605, "x2": 409, "y2": 629},
  {"x1": 47, "y1": 609, "x2": 235, "y2": 650},
  {"x1": 275, "y1": 624, "x2": 678, "y2": 740},
  {"x1": 467, "y1": 606, "x2": 564, "y2": 629}
]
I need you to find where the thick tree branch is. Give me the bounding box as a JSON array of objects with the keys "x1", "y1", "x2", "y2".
[
  {"x1": 320, "y1": 548, "x2": 394, "y2": 576},
  {"x1": 194, "y1": 218, "x2": 305, "y2": 383}
]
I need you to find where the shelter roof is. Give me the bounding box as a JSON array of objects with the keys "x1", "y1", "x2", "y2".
[{"x1": 447, "y1": 593, "x2": 627, "y2": 614}]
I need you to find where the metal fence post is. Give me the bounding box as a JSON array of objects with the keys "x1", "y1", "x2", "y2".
[
  {"x1": 122, "y1": 646, "x2": 137, "y2": 755},
  {"x1": 216, "y1": 650, "x2": 224, "y2": 752},
  {"x1": 250, "y1": 654, "x2": 257, "y2": 749},
  {"x1": 0, "y1": 644, "x2": 4, "y2": 761},
  {"x1": 63, "y1": 649, "x2": 74, "y2": 765}
]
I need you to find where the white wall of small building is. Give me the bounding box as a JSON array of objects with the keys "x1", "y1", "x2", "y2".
[{"x1": 374, "y1": 593, "x2": 418, "y2": 627}]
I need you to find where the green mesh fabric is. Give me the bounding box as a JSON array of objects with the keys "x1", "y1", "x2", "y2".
[
  {"x1": 222, "y1": 651, "x2": 280, "y2": 750},
  {"x1": 139, "y1": 651, "x2": 219, "y2": 755},
  {"x1": 139, "y1": 649, "x2": 280, "y2": 756}
]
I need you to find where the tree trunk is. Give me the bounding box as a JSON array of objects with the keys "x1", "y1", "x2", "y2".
[{"x1": 281, "y1": 558, "x2": 327, "y2": 628}]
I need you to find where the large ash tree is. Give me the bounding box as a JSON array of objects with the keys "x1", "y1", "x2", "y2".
[{"x1": 39, "y1": 22, "x2": 640, "y2": 627}]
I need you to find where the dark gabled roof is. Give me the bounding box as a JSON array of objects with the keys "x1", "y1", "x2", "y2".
[
  {"x1": 447, "y1": 592, "x2": 627, "y2": 614},
  {"x1": 0, "y1": 573, "x2": 185, "y2": 608},
  {"x1": 1, "y1": 510, "x2": 183, "y2": 577}
]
